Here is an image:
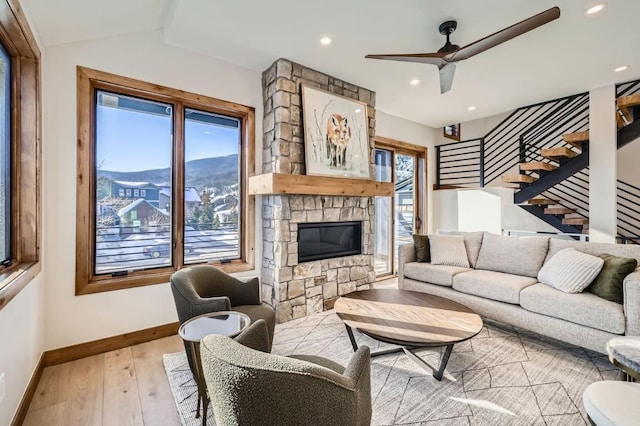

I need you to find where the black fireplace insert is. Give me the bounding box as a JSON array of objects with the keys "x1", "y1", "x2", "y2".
[{"x1": 297, "y1": 221, "x2": 362, "y2": 262}]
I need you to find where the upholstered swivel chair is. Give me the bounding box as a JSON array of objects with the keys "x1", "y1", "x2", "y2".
[
  {"x1": 170, "y1": 265, "x2": 276, "y2": 373},
  {"x1": 201, "y1": 319, "x2": 372, "y2": 426}
]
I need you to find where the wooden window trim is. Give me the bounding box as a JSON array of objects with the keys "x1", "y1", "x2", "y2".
[
  {"x1": 0, "y1": 0, "x2": 42, "y2": 311},
  {"x1": 76, "y1": 67, "x2": 255, "y2": 295}
]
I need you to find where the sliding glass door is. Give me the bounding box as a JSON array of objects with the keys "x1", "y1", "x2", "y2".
[{"x1": 374, "y1": 139, "x2": 427, "y2": 278}]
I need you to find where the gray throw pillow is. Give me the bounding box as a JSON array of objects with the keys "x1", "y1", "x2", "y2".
[{"x1": 475, "y1": 232, "x2": 549, "y2": 278}]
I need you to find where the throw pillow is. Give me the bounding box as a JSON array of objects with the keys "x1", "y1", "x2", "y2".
[
  {"x1": 429, "y1": 234, "x2": 470, "y2": 268},
  {"x1": 438, "y1": 231, "x2": 484, "y2": 268},
  {"x1": 475, "y1": 232, "x2": 550, "y2": 278},
  {"x1": 587, "y1": 253, "x2": 638, "y2": 304},
  {"x1": 412, "y1": 234, "x2": 430, "y2": 263},
  {"x1": 537, "y1": 248, "x2": 605, "y2": 293}
]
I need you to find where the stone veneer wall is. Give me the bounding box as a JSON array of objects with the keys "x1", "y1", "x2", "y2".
[{"x1": 260, "y1": 58, "x2": 377, "y2": 322}]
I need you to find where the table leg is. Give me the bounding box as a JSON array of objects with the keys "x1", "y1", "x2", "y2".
[
  {"x1": 191, "y1": 342, "x2": 208, "y2": 425},
  {"x1": 433, "y1": 344, "x2": 454, "y2": 381},
  {"x1": 345, "y1": 324, "x2": 359, "y2": 352}
]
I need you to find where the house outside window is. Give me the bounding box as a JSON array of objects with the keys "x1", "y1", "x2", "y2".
[
  {"x1": 119, "y1": 189, "x2": 124, "y2": 197},
  {"x1": 76, "y1": 67, "x2": 255, "y2": 294}
]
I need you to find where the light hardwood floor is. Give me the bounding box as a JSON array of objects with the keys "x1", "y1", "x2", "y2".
[
  {"x1": 22, "y1": 276, "x2": 398, "y2": 425},
  {"x1": 23, "y1": 335, "x2": 185, "y2": 426}
]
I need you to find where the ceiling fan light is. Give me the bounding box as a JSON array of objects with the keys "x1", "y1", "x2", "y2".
[{"x1": 586, "y1": 3, "x2": 607, "y2": 15}]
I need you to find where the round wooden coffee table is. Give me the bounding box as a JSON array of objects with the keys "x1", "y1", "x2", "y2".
[{"x1": 334, "y1": 289, "x2": 483, "y2": 381}]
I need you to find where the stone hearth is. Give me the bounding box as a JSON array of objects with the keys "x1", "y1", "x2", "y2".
[{"x1": 260, "y1": 58, "x2": 377, "y2": 322}]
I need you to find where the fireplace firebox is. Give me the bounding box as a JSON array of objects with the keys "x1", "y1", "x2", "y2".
[{"x1": 297, "y1": 221, "x2": 362, "y2": 262}]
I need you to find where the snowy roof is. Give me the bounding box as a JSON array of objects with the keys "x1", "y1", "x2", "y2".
[
  {"x1": 159, "y1": 187, "x2": 201, "y2": 203},
  {"x1": 185, "y1": 188, "x2": 201, "y2": 203},
  {"x1": 118, "y1": 199, "x2": 169, "y2": 216},
  {"x1": 113, "y1": 180, "x2": 156, "y2": 188}
]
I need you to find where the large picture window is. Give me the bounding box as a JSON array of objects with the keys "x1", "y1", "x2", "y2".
[{"x1": 77, "y1": 67, "x2": 255, "y2": 294}]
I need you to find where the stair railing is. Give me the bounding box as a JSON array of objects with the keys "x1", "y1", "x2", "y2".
[
  {"x1": 435, "y1": 137, "x2": 484, "y2": 189},
  {"x1": 617, "y1": 179, "x2": 640, "y2": 241}
]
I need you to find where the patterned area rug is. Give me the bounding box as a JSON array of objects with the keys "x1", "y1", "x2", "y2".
[{"x1": 163, "y1": 310, "x2": 618, "y2": 425}]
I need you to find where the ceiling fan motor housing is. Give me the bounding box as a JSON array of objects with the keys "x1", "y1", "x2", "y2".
[{"x1": 438, "y1": 20, "x2": 460, "y2": 53}]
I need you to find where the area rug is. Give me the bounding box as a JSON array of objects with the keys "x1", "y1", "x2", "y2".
[{"x1": 163, "y1": 310, "x2": 618, "y2": 425}]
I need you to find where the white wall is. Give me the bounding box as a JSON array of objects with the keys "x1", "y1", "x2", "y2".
[
  {"x1": 0, "y1": 274, "x2": 44, "y2": 425},
  {"x1": 376, "y1": 110, "x2": 439, "y2": 232},
  {"x1": 436, "y1": 111, "x2": 511, "y2": 145},
  {"x1": 42, "y1": 30, "x2": 263, "y2": 350},
  {"x1": 589, "y1": 85, "x2": 617, "y2": 243},
  {"x1": 618, "y1": 137, "x2": 640, "y2": 186}
]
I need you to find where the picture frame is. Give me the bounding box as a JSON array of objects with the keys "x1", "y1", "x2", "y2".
[
  {"x1": 301, "y1": 84, "x2": 371, "y2": 179},
  {"x1": 443, "y1": 123, "x2": 461, "y2": 141}
]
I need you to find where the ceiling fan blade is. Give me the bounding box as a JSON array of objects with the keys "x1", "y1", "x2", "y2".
[
  {"x1": 365, "y1": 53, "x2": 446, "y2": 66},
  {"x1": 447, "y1": 6, "x2": 560, "y2": 62},
  {"x1": 439, "y1": 63, "x2": 456, "y2": 94}
]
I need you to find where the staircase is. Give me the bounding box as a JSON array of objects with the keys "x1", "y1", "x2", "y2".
[{"x1": 501, "y1": 93, "x2": 640, "y2": 233}]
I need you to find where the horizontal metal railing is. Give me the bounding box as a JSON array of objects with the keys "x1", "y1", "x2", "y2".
[{"x1": 435, "y1": 138, "x2": 484, "y2": 189}]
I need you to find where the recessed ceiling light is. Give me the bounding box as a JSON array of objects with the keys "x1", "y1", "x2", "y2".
[
  {"x1": 204, "y1": 131, "x2": 211, "y2": 135},
  {"x1": 586, "y1": 3, "x2": 607, "y2": 15},
  {"x1": 410, "y1": 79, "x2": 420, "y2": 86},
  {"x1": 615, "y1": 65, "x2": 629, "y2": 72},
  {"x1": 468, "y1": 106, "x2": 476, "y2": 111},
  {"x1": 355, "y1": 108, "x2": 362, "y2": 113},
  {"x1": 320, "y1": 36, "x2": 332, "y2": 46}
]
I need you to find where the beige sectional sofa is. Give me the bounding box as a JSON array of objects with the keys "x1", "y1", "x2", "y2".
[{"x1": 398, "y1": 232, "x2": 640, "y2": 354}]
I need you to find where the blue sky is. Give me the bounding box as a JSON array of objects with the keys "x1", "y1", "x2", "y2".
[{"x1": 96, "y1": 102, "x2": 240, "y2": 172}]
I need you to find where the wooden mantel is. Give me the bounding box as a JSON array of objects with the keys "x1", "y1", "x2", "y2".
[{"x1": 248, "y1": 173, "x2": 394, "y2": 197}]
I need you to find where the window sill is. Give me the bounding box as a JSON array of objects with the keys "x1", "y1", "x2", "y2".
[
  {"x1": 77, "y1": 260, "x2": 256, "y2": 296},
  {"x1": 0, "y1": 261, "x2": 41, "y2": 310}
]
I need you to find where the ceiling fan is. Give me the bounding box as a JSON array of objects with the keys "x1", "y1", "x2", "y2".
[{"x1": 365, "y1": 7, "x2": 560, "y2": 94}]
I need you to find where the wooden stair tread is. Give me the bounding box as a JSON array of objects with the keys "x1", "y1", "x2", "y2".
[
  {"x1": 501, "y1": 174, "x2": 537, "y2": 184},
  {"x1": 528, "y1": 198, "x2": 558, "y2": 205},
  {"x1": 562, "y1": 130, "x2": 589, "y2": 148},
  {"x1": 544, "y1": 207, "x2": 576, "y2": 215},
  {"x1": 562, "y1": 217, "x2": 589, "y2": 225},
  {"x1": 520, "y1": 161, "x2": 557, "y2": 172},
  {"x1": 541, "y1": 147, "x2": 578, "y2": 159},
  {"x1": 617, "y1": 93, "x2": 640, "y2": 108}
]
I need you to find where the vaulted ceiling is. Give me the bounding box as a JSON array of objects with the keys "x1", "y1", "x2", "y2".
[{"x1": 23, "y1": 0, "x2": 640, "y2": 127}]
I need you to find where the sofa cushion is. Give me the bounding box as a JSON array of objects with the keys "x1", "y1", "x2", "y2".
[
  {"x1": 546, "y1": 238, "x2": 640, "y2": 265},
  {"x1": 412, "y1": 234, "x2": 430, "y2": 262},
  {"x1": 475, "y1": 233, "x2": 550, "y2": 278},
  {"x1": 520, "y1": 283, "x2": 626, "y2": 334},
  {"x1": 588, "y1": 254, "x2": 638, "y2": 304},
  {"x1": 439, "y1": 231, "x2": 484, "y2": 268},
  {"x1": 403, "y1": 263, "x2": 471, "y2": 287},
  {"x1": 429, "y1": 234, "x2": 470, "y2": 268},
  {"x1": 537, "y1": 248, "x2": 605, "y2": 293},
  {"x1": 452, "y1": 270, "x2": 538, "y2": 304}
]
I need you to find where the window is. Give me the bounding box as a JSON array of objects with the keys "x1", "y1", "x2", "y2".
[
  {"x1": 76, "y1": 67, "x2": 255, "y2": 294},
  {"x1": 0, "y1": 0, "x2": 42, "y2": 311},
  {"x1": 0, "y1": 42, "x2": 10, "y2": 266},
  {"x1": 119, "y1": 188, "x2": 125, "y2": 197}
]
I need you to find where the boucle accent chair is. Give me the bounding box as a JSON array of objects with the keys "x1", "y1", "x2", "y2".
[
  {"x1": 200, "y1": 319, "x2": 372, "y2": 426},
  {"x1": 170, "y1": 265, "x2": 276, "y2": 373}
]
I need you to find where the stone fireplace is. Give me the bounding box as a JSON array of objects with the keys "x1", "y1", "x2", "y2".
[{"x1": 260, "y1": 58, "x2": 377, "y2": 322}]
